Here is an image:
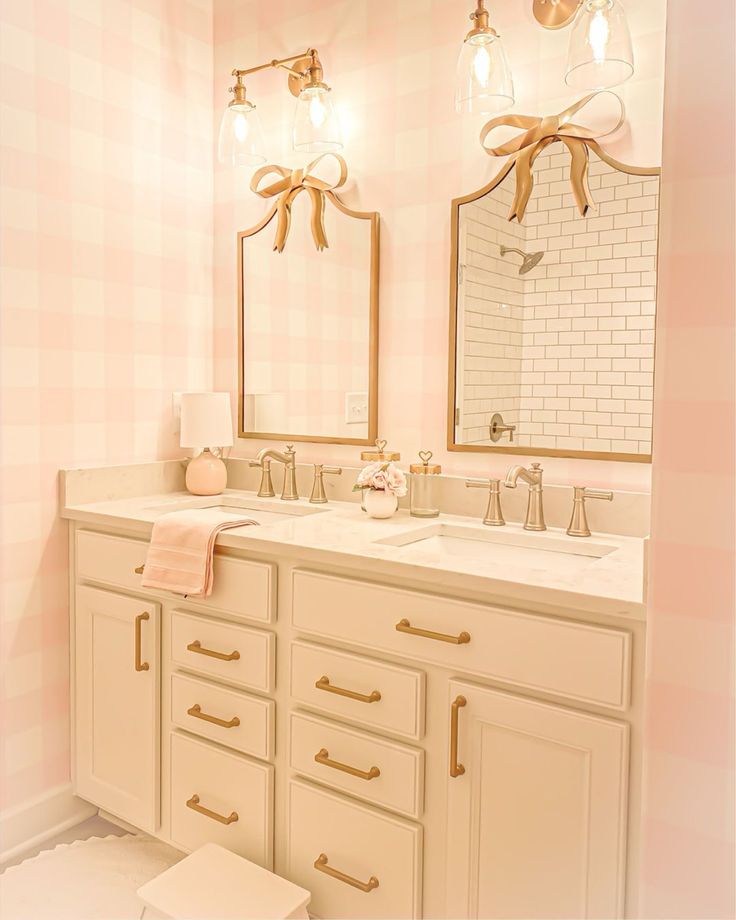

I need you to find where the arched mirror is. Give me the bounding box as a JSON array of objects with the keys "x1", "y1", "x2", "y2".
[
  {"x1": 238, "y1": 189, "x2": 379, "y2": 445},
  {"x1": 448, "y1": 145, "x2": 660, "y2": 461}
]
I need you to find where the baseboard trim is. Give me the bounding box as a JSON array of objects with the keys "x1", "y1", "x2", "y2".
[{"x1": 0, "y1": 782, "x2": 97, "y2": 866}]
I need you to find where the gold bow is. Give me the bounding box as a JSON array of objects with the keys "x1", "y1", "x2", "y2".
[
  {"x1": 250, "y1": 153, "x2": 348, "y2": 253},
  {"x1": 480, "y1": 91, "x2": 625, "y2": 223}
]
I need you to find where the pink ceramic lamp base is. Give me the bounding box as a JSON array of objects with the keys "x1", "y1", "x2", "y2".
[{"x1": 185, "y1": 449, "x2": 227, "y2": 496}]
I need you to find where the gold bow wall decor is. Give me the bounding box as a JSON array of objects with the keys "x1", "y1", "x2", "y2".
[
  {"x1": 480, "y1": 91, "x2": 625, "y2": 223},
  {"x1": 250, "y1": 153, "x2": 348, "y2": 253}
]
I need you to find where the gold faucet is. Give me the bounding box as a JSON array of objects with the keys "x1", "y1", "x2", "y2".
[
  {"x1": 310, "y1": 464, "x2": 342, "y2": 504},
  {"x1": 504, "y1": 462, "x2": 546, "y2": 531},
  {"x1": 250, "y1": 444, "x2": 298, "y2": 500}
]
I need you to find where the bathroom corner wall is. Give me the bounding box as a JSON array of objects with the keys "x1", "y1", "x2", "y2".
[
  {"x1": 213, "y1": 0, "x2": 666, "y2": 492},
  {"x1": 640, "y1": 1, "x2": 736, "y2": 916},
  {"x1": 0, "y1": 0, "x2": 214, "y2": 812}
]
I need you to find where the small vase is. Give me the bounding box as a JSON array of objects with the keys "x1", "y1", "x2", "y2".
[{"x1": 364, "y1": 489, "x2": 398, "y2": 519}]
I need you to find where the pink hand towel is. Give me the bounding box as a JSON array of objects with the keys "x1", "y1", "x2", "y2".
[{"x1": 141, "y1": 509, "x2": 259, "y2": 597}]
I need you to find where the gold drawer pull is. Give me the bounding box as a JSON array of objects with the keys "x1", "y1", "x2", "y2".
[
  {"x1": 315, "y1": 748, "x2": 380, "y2": 781},
  {"x1": 396, "y1": 618, "x2": 471, "y2": 645},
  {"x1": 315, "y1": 675, "x2": 381, "y2": 704},
  {"x1": 187, "y1": 640, "x2": 240, "y2": 662},
  {"x1": 187, "y1": 703, "x2": 240, "y2": 729},
  {"x1": 134, "y1": 564, "x2": 144, "y2": 575},
  {"x1": 186, "y1": 794, "x2": 238, "y2": 825},
  {"x1": 450, "y1": 695, "x2": 467, "y2": 778},
  {"x1": 134, "y1": 612, "x2": 150, "y2": 672},
  {"x1": 314, "y1": 853, "x2": 379, "y2": 893}
]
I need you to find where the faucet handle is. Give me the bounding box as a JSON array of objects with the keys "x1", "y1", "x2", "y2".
[
  {"x1": 567, "y1": 486, "x2": 614, "y2": 537},
  {"x1": 465, "y1": 479, "x2": 504, "y2": 526},
  {"x1": 310, "y1": 465, "x2": 342, "y2": 504},
  {"x1": 530, "y1": 462, "x2": 542, "y2": 471}
]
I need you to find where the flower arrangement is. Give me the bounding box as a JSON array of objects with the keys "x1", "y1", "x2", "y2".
[{"x1": 353, "y1": 460, "x2": 408, "y2": 497}]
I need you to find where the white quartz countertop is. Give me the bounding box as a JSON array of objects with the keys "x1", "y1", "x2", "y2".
[{"x1": 62, "y1": 488, "x2": 646, "y2": 621}]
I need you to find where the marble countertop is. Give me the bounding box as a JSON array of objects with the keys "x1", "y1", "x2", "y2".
[{"x1": 62, "y1": 488, "x2": 646, "y2": 621}]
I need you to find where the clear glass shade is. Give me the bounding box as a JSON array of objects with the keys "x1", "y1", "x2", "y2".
[
  {"x1": 217, "y1": 102, "x2": 267, "y2": 167},
  {"x1": 455, "y1": 32, "x2": 514, "y2": 115},
  {"x1": 293, "y1": 85, "x2": 343, "y2": 153},
  {"x1": 565, "y1": 0, "x2": 634, "y2": 90}
]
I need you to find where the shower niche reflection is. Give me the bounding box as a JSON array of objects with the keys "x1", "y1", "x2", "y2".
[{"x1": 449, "y1": 147, "x2": 660, "y2": 461}]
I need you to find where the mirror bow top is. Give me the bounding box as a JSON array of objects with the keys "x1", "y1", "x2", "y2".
[
  {"x1": 250, "y1": 153, "x2": 348, "y2": 252},
  {"x1": 480, "y1": 91, "x2": 626, "y2": 223}
]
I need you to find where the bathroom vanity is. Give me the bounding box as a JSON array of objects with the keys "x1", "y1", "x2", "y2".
[{"x1": 62, "y1": 463, "x2": 647, "y2": 920}]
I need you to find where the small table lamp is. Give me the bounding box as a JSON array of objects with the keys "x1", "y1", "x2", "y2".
[{"x1": 180, "y1": 392, "x2": 234, "y2": 495}]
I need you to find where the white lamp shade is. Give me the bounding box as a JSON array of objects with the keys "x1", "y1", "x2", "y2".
[{"x1": 180, "y1": 392, "x2": 233, "y2": 449}]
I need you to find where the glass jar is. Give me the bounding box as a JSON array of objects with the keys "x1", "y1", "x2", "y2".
[
  {"x1": 358, "y1": 439, "x2": 400, "y2": 511},
  {"x1": 409, "y1": 451, "x2": 442, "y2": 518}
]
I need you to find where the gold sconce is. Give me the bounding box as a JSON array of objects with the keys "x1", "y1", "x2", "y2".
[
  {"x1": 218, "y1": 48, "x2": 343, "y2": 167},
  {"x1": 455, "y1": 0, "x2": 514, "y2": 115},
  {"x1": 532, "y1": 0, "x2": 634, "y2": 89}
]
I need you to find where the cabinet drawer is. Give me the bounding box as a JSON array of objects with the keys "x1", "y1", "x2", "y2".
[
  {"x1": 170, "y1": 733, "x2": 273, "y2": 868},
  {"x1": 171, "y1": 673, "x2": 274, "y2": 761},
  {"x1": 171, "y1": 610, "x2": 274, "y2": 693},
  {"x1": 76, "y1": 529, "x2": 275, "y2": 623},
  {"x1": 290, "y1": 641, "x2": 425, "y2": 740},
  {"x1": 292, "y1": 570, "x2": 631, "y2": 710},
  {"x1": 287, "y1": 779, "x2": 422, "y2": 919},
  {"x1": 289, "y1": 712, "x2": 424, "y2": 819}
]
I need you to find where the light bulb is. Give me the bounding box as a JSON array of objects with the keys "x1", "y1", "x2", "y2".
[
  {"x1": 309, "y1": 93, "x2": 327, "y2": 128},
  {"x1": 472, "y1": 44, "x2": 492, "y2": 85},
  {"x1": 588, "y1": 8, "x2": 610, "y2": 63},
  {"x1": 233, "y1": 111, "x2": 249, "y2": 143}
]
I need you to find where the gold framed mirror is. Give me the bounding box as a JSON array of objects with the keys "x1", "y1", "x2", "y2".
[
  {"x1": 238, "y1": 187, "x2": 379, "y2": 445},
  {"x1": 448, "y1": 144, "x2": 660, "y2": 461}
]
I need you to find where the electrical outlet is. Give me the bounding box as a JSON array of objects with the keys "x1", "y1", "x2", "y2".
[{"x1": 345, "y1": 391, "x2": 368, "y2": 425}]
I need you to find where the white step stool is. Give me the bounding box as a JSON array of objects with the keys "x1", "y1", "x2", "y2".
[{"x1": 137, "y1": 843, "x2": 311, "y2": 919}]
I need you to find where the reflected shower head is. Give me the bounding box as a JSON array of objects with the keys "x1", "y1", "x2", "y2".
[{"x1": 499, "y1": 245, "x2": 545, "y2": 275}]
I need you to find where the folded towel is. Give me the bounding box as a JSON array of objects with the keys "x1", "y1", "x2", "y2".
[{"x1": 141, "y1": 509, "x2": 259, "y2": 597}]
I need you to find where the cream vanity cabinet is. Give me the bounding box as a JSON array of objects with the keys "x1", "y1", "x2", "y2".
[
  {"x1": 74, "y1": 584, "x2": 160, "y2": 832},
  {"x1": 69, "y1": 522, "x2": 640, "y2": 920},
  {"x1": 444, "y1": 681, "x2": 629, "y2": 919}
]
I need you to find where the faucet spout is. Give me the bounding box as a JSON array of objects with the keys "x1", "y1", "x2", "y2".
[
  {"x1": 504, "y1": 462, "x2": 545, "y2": 531},
  {"x1": 251, "y1": 444, "x2": 298, "y2": 500},
  {"x1": 504, "y1": 465, "x2": 535, "y2": 488}
]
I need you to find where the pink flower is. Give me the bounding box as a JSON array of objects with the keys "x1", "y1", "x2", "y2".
[{"x1": 354, "y1": 461, "x2": 407, "y2": 497}]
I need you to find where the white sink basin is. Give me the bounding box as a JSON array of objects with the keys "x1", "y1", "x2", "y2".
[
  {"x1": 144, "y1": 495, "x2": 326, "y2": 527},
  {"x1": 375, "y1": 523, "x2": 617, "y2": 575}
]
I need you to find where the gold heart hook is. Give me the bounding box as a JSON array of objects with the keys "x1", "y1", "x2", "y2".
[{"x1": 418, "y1": 450, "x2": 433, "y2": 464}]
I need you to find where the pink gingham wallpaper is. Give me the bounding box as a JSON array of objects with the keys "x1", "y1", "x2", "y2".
[
  {"x1": 639, "y1": 1, "x2": 735, "y2": 916},
  {"x1": 0, "y1": 0, "x2": 213, "y2": 809},
  {"x1": 1, "y1": 1, "x2": 733, "y2": 913}
]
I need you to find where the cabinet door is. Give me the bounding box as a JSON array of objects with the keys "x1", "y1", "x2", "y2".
[
  {"x1": 75, "y1": 585, "x2": 160, "y2": 831},
  {"x1": 445, "y1": 680, "x2": 629, "y2": 920}
]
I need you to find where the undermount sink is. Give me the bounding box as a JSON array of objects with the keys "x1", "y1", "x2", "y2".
[
  {"x1": 375, "y1": 523, "x2": 618, "y2": 575},
  {"x1": 144, "y1": 495, "x2": 326, "y2": 526}
]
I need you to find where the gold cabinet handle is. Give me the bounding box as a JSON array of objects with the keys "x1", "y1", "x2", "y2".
[
  {"x1": 396, "y1": 618, "x2": 471, "y2": 645},
  {"x1": 314, "y1": 748, "x2": 380, "y2": 781},
  {"x1": 187, "y1": 703, "x2": 240, "y2": 729},
  {"x1": 186, "y1": 794, "x2": 238, "y2": 825},
  {"x1": 450, "y1": 694, "x2": 467, "y2": 778},
  {"x1": 313, "y1": 853, "x2": 379, "y2": 893},
  {"x1": 134, "y1": 612, "x2": 150, "y2": 672},
  {"x1": 315, "y1": 675, "x2": 381, "y2": 704},
  {"x1": 134, "y1": 564, "x2": 144, "y2": 575},
  {"x1": 187, "y1": 640, "x2": 240, "y2": 662}
]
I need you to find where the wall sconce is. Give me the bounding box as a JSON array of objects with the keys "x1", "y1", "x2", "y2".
[
  {"x1": 218, "y1": 48, "x2": 343, "y2": 166},
  {"x1": 532, "y1": 0, "x2": 634, "y2": 90},
  {"x1": 455, "y1": 0, "x2": 514, "y2": 115}
]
